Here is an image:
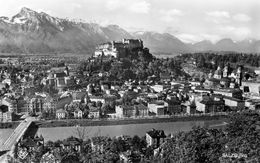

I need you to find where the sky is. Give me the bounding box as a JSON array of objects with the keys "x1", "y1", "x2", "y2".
[{"x1": 0, "y1": 0, "x2": 259, "y2": 43}]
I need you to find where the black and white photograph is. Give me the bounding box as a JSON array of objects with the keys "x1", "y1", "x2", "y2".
[{"x1": 0, "y1": 0, "x2": 259, "y2": 162}]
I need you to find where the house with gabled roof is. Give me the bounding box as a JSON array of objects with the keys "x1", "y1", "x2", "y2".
[
  {"x1": 91, "y1": 136, "x2": 109, "y2": 153},
  {"x1": 74, "y1": 108, "x2": 83, "y2": 119},
  {"x1": 146, "y1": 129, "x2": 166, "y2": 148},
  {"x1": 115, "y1": 105, "x2": 136, "y2": 118},
  {"x1": 196, "y1": 95, "x2": 225, "y2": 113},
  {"x1": 148, "y1": 100, "x2": 167, "y2": 116},
  {"x1": 88, "y1": 106, "x2": 100, "y2": 119},
  {"x1": 40, "y1": 151, "x2": 61, "y2": 163}
]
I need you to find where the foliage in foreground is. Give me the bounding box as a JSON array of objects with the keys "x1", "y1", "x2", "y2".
[
  {"x1": 157, "y1": 111, "x2": 260, "y2": 163},
  {"x1": 11, "y1": 111, "x2": 260, "y2": 163}
]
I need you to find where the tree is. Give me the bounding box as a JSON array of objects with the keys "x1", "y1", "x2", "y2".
[
  {"x1": 222, "y1": 111, "x2": 260, "y2": 162},
  {"x1": 61, "y1": 154, "x2": 80, "y2": 163},
  {"x1": 156, "y1": 127, "x2": 226, "y2": 162},
  {"x1": 74, "y1": 126, "x2": 91, "y2": 141},
  {"x1": 131, "y1": 135, "x2": 141, "y2": 150},
  {"x1": 131, "y1": 135, "x2": 147, "y2": 151},
  {"x1": 96, "y1": 101, "x2": 102, "y2": 108},
  {"x1": 101, "y1": 103, "x2": 110, "y2": 114},
  {"x1": 122, "y1": 69, "x2": 135, "y2": 80},
  {"x1": 31, "y1": 144, "x2": 45, "y2": 163},
  {"x1": 45, "y1": 140, "x2": 54, "y2": 148}
]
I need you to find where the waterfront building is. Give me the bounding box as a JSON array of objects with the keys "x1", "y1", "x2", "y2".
[
  {"x1": 115, "y1": 105, "x2": 136, "y2": 118},
  {"x1": 73, "y1": 109, "x2": 83, "y2": 119},
  {"x1": 196, "y1": 95, "x2": 225, "y2": 113},
  {"x1": 29, "y1": 96, "x2": 44, "y2": 115},
  {"x1": 88, "y1": 107, "x2": 100, "y2": 119},
  {"x1": 134, "y1": 104, "x2": 149, "y2": 117},
  {"x1": 215, "y1": 95, "x2": 245, "y2": 111},
  {"x1": 146, "y1": 129, "x2": 166, "y2": 148},
  {"x1": 242, "y1": 81, "x2": 260, "y2": 95},
  {"x1": 56, "y1": 109, "x2": 67, "y2": 119},
  {"x1": 245, "y1": 99, "x2": 260, "y2": 111},
  {"x1": 166, "y1": 96, "x2": 182, "y2": 115},
  {"x1": 91, "y1": 136, "x2": 108, "y2": 153},
  {"x1": 0, "y1": 106, "x2": 13, "y2": 122},
  {"x1": 61, "y1": 137, "x2": 81, "y2": 152},
  {"x1": 148, "y1": 101, "x2": 167, "y2": 116},
  {"x1": 40, "y1": 151, "x2": 61, "y2": 163},
  {"x1": 89, "y1": 95, "x2": 105, "y2": 104}
]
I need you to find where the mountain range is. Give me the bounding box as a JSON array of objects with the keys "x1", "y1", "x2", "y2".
[{"x1": 0, "y1": 7, "x2": 259, "y2": 55}]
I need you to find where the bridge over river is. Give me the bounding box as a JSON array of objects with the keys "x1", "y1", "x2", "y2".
[{"x1": 0, "y1": 119, "x2": 32, "y2": 152}]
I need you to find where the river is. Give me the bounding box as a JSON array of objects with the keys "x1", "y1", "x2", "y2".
[
  {"x1": 0, "y1": 120, "x2": 225, "y2": 143},
  {"x1": 35, "y1": 120, "x2": 224, "y2": 141},
  {"x1": 0, "y1": 128, "x2": 14, "y2": 145}
]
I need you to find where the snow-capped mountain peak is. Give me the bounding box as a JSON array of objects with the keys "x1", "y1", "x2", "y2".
[
  {"x1": 20, "y1": 7, "x2": 38, "y2": 16},
  {"x1": 0, "y1": 7, "x2": 134, "y2": 53},
  {"x1": 0, "y1": 7, "x2": 259, "y2": 54},
  {"x1": 0, "y1": 16, "x2": 11, "y2": 23},
  {"x1": 9, "y1": 7, "x2": 40, "y2": 25}
]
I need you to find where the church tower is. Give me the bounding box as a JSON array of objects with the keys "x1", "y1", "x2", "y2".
[
  {"x1": 208, "y1": 70, "x2": 213, "y2": 78},
  {"x1": 223, "y1": 64, "x2": 230, "y2": 78},
  {"x1": 214, "y1": 66, "x2": 222, "y2": 79},
  {"x1": 65, "y1": 66, "x2": 69, "y2": 76},
  {"x1": 236, "y1": 66, "x2": 243, "y2": 86}
]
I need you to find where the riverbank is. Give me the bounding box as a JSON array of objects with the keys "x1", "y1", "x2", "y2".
[
  {"x1": 0, "y1": 122, "x2": 20, "y2": 129},
  {"x1": 35, "y1": 115, "x2": 228, "y2": 128}
]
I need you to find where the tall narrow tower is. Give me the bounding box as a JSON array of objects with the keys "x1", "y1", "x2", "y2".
[
  {"x1": 236, "y1": 66, "x2": 243, "y2": 86},
  {"x1": 223, "y1": 64, "x2": 230, "y2": 78}
]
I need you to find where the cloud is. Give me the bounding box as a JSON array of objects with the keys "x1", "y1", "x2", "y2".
[
  {"x1": 176, "y1": 26, "x2": 252, "y2": 43},
  {"x1": 233, "y1": 13, "x2": 251, "y2": 22},
  {"x1": 160, "y1": 9, "x2": 184, "y2": 23},
  {"x1": 206, "y1": 11, "x2": 230, "y2": 24},
  {"x1": 63, "y1": 3, "x2": 82, "y2": 14},
  {"x1": 106, "y1": 0, "x2": 123, "y2": 10},
  {"x1": 164, "y1": 26, "x2": 179, "y2": 34},
  {"x1": 206, "y1": 11, "x2": 252, "y2": 25},
  {"x1": 129, "y1": 1, "x2": 150, "y2": 14},
  {"x1": 219, "y1": 26, "x2": 251, "y2": 39},
  {"x1": 106, "y1": 0, "x2": 150, "y2": 14},
  {"x1": 90, "y1": 19, "x2": 112, "y2": 26},
  {"x1": 124, "y1": 26, "x2": 146, "y2": 32},
  {"x1": 175, "y1": 33, "x2": 222, "y2": 43},
  {"x1": 207, "y1": 11, "x2": 230, "y2": 18},
  {"x1": 175, "y1": 33, "x2": 202, "y2": 43},
  {"x1": 200, "y1": 34, "x2": 221, "y2": 43}
]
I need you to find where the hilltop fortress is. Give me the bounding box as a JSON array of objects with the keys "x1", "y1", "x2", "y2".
[{"x1": 94, "y1": 39, "x2": 145, "y2": 58}]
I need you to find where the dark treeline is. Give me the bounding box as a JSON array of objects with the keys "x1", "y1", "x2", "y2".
[{"x1": 178, "y1": 52, "x2": 260, "y2": 71}]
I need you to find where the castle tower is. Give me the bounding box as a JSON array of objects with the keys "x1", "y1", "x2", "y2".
[{"x1": 236, "y1": 66, "x2": 243, "y2": 86}]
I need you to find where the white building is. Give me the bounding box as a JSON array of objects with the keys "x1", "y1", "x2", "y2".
[
  {"x1": 56, "y1": 109, "x2": 67, "y2": 119},
  {"x1": 148, "y1": 101, "x2": 167, "y2": 115}
]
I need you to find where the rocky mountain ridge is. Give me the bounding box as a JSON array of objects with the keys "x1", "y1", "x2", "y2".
[{"x1": 0, "y1": 7, "x2": 259, "y2": 55}]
